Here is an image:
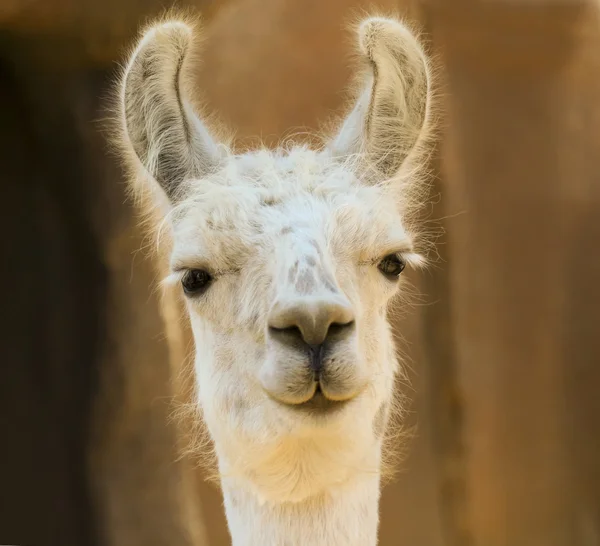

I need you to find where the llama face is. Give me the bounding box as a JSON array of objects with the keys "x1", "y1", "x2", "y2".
[
  {"x1": 118, "y1": 16, "x2": 432, "y2": 501},
  {"x1": 168, "y1": 148, "x2": 418, "y2": 402}
]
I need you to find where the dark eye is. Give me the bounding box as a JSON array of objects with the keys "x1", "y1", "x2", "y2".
[
  {"x1": 181, "y1": 269, "x2": 212, "y2": 296},
  {"x1": 378, "y1": 254, "x2": 406, "y2": 278}
]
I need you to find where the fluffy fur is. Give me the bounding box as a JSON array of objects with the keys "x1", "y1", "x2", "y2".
[{"x1": 114, "y1": 12, "x2": 435, "y2": 546}]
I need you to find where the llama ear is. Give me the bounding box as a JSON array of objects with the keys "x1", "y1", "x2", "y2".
[
  {"x1": 120, "y1": 21, "x2": 222, "y2": 206},
  {"x1": 328, "y1": 17, "x2": 431, "y2": 181}
]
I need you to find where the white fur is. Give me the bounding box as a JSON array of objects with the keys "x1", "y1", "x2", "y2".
[{"x1": 115, "y1": 13, "x2": 434, "y2": 545}]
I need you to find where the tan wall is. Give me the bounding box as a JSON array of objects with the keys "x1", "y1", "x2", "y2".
[
  {"x1": 1, "y1": 1, "x2": 599, "y2": 545},
  {"x1": 426, "y1": 3, "x2": 600, "y2": 546}
]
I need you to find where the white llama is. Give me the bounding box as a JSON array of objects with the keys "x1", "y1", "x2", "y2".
[{"x1": 117, "y1": 13, "x2": 433, "y2": 546}]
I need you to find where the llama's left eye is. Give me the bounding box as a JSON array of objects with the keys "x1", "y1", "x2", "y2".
[
  {"x1": 181, "y1": 269, "x2": 213, "y2": 296},
  {"x1": 378, "y1": 254, "x2": 406, "y2": 278}
]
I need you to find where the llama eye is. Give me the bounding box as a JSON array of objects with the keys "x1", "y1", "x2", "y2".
[
  {"x1": 377, "y1": 254, "x2": 406, "y2": 278},
  {"x1": 181, "y1": 269, "x2": 213, "y2": 296}
]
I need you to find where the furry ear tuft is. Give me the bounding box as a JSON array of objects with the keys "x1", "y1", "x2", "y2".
[
  {"x1": 120, "y1": 20, "x2": 222, "y2": 206},
  {"x1": 329, "y1": 17, "x2": 432, "y2": 181}
]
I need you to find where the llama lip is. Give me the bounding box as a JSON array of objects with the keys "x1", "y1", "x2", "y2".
[{"x1": 288, "y1": 383, "x2": 351, "y2": 415}]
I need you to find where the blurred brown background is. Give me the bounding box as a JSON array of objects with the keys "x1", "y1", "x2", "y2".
[{"x1": 1, "y1": 0, "x2": 599, "y2": 545}]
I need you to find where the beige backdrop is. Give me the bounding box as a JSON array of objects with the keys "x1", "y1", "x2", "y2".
[{"x1": 1, "y1": 1, "x2": 599, "y2": 545}]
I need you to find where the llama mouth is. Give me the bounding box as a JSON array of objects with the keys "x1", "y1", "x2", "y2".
[{"x1": 289, "y1": 383, "x2": 351, "y2": 415}]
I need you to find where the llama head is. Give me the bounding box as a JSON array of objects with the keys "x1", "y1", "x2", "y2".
[{"x1": 119, "y1": 15, "x2": 433, "y2": 503}]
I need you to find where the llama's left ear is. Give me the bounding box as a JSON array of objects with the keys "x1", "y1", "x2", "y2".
[
  {"x1": 120, "y1": 21, "x2": 222, "y2": 209},
  {"x1": 328, "y1": 17, "x2": 432, "y2": 181}
]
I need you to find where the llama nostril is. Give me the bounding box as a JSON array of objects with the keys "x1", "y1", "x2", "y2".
[
  {"x1": 268, "y1": 325, "x2": 305, "y2": 348},
  {"x1": 327, "y1": 320, "x2": 355, "y2": 338}
]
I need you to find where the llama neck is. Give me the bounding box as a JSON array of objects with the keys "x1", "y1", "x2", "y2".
[{"x1": 221, "y1": 474, "x2": 381, "y2": 546}]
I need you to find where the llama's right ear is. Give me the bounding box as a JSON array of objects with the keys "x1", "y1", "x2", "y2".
[{"x1": 120, "y1": 21, "x2": 221, "y2": 207}]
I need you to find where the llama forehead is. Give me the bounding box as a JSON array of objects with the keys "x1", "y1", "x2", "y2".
[{"x1": 169, "y1": 148, "x2": 413, "y2": 270}]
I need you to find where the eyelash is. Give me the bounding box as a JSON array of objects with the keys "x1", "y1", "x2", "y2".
[{"x1": 359, "y1": 253, "x2": 408, "y2": 267}]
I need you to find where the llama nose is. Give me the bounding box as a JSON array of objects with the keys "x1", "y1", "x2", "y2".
[{"x1": 268, "y1": 296, "x2": 355, "y2": 347}]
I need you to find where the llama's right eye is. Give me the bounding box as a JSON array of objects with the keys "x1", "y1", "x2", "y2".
[{"x1": 181, "y1": 269, "x2": 213, "y2": 296}]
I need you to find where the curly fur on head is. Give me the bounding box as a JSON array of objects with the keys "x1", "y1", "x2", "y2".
[{"x1": 113, "y1": 10, "x2": 437, "y2": 545}]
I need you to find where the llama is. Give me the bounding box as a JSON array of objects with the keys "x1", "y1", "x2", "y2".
[{"x1": 116, "y1": 12, "x2": 434, "y2": 546}]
